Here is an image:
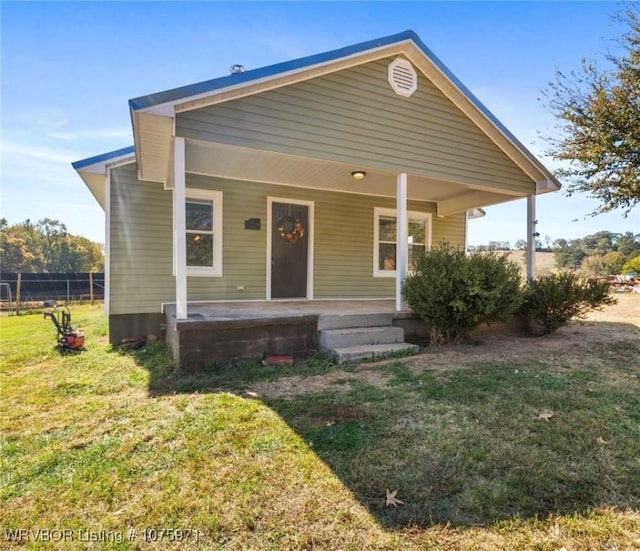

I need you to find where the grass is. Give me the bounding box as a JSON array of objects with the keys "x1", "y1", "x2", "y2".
[{"x1": 2, "y1": 304, "x2": 640, "y2": 550}]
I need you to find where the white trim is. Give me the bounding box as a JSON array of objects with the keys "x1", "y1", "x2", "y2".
[
  {"x1": 396, "y1": 173, "x2": 408, "y2": 311},
  {"x1": 526, "y1": 195, "x2": 536, "y2": 279},
  {"x1": 76, "y1": 153, "x2": 136, "y2": 175},
  {"x1": 104, "y1": 169, "x2": 111, "y2": 316},
  {"x1": 266, "y1": 196, "x2": 314, "y2": 301},
  {"x1": 184, "y1": 188, "x2": 224, "y2": 277},
  {"x1": 536, "y1": 179, "x2": 556, "y2": 193},
  {"x1": 373, "y1": 207, "x2": 433, "y2": 278},
  {"x1": 173, "y1": 137, "x2": 187, "y2": 319},
  {"x1": 464, "y1": 210, "x2": 469, "y2": 252}
]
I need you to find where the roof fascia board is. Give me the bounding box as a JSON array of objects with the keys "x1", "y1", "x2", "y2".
[
  {"x1": 128, "y1": 31, "x2": 418, "y2": 112},
  {"x1": 400, "y1": 40, "x2": 561, "y2": 191},
  {"x1": 405, "y1": 49, "x2": 546, "y2": 184},
  {"x1": 72, "y1": 146, "x2": 136, "y2": 173},
  {"x1": 173, "y1": 44, "x2": 408, "y2": 114}
]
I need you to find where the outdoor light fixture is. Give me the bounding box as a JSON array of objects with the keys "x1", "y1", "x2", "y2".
[{"x1": 351, "y1": 171, "x2": 366, "y2": 181}]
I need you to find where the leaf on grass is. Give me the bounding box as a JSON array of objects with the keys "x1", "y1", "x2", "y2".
[
  {"x1": 597, "y1": 436, "x2": 609, "y2": 446},
  {"x1": 537, "y1": 410, "x2": 555, "y2": 421},
  {"x1": 385, "y1": 488, "x2": 404, "y2": 507},
  {"x1": 245, "y1": 391, "x2": 260, "y2": 398}
]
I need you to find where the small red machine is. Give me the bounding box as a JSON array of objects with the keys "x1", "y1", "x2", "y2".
[{"x1": 44, "y1": 304, "x2": 85, "y2": 351}]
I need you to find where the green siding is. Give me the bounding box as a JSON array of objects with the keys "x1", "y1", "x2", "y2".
[
  {"x1": 110, "y1": 164, "x2": 174, "y2": 314},
  {"x1": 176, "y1": 58, "x2": 535, "y2": 194},
  {"x1": 109, "y1": 168, "x2": 467, "y2": 312}
]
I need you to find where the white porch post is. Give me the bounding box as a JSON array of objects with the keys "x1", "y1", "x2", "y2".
[
  {"x1": 526, "y1": 195, "x2": 536, "y2": 280},
  {"x1": 396, "y1": 173, "x2": 408, "y2": 311},
  {"x1": 173, "y1": 137, "x2": 188, "y2": 319}
]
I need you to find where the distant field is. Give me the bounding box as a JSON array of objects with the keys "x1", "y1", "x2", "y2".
[{"x1": 506, "y1": 251, "x2": 556, "y2": 276}]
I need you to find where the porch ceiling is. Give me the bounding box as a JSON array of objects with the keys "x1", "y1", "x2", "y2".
[{"x1": 183, "y1": 140, "x2": 522, "y2": 216}]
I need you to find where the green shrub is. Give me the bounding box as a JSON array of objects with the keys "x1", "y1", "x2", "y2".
[
  {"x1": 402, "y1": 243, "x2": 522, "y2": 344},
  {"x1": 519, "y1": 272, "x2": 616, "y2": 335},
  {"x1": 622, "y1": 255, "x2": 640, "y2": 274}
]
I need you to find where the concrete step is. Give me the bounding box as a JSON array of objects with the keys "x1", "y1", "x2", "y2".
[
  {"x1": 331, "y1": 343, "x2": 420, "y2": 364},
  {"x1": 320, "y1": 325, "x2": 405, "y2": 349},
  {"x1": 318, "y1": 313, "x2": 394, "y2": 331}
]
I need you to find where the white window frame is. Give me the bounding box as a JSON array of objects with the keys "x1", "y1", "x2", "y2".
[
  {"x1": 373, "y1": 207, "x2": 431, "y2": 278},
  {"x1": 184, "y1": 188, "x2": 223, "y2": 277}
]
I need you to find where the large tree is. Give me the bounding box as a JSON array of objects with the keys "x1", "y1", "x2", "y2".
[
  {"x1": 544, "y1": 7, "x2": 640, "y2": 216},
  {"x1": 0, "y1": 218, "x2": 103, "y2": 273}
]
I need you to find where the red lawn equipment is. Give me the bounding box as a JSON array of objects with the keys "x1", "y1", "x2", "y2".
[{"x1": 44, "y1": 304, "x2": 85, "y2": 351}]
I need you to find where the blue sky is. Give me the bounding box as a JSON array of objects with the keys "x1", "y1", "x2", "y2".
[{"x1": 1, "y1": 1, "x2": 638, "y2": 247}]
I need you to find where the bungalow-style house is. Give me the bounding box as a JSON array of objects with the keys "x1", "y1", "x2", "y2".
[{"x1": 73, "y1": 30, "x2": 560, "y2": 368}]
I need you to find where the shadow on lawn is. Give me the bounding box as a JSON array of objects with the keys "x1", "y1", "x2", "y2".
[{"x1": 124, "y1": 328, "x2": 640, "y2": 529}]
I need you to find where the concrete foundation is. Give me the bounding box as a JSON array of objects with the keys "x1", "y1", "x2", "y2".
[
  {"x1": 109, "y1": 313, "x2": 165, "y2": 345},
  {"x1": 165, "y1": 312, "x2": 318, "y2": 371}
]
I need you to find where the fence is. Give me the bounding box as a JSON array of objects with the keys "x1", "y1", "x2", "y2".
[{"x1": 0, "y1": 273, "x2": 104, "y2": 313}]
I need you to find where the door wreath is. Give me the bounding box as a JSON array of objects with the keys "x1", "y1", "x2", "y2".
[{"x1": 275, "y1": 215, "x2": 305, "y2": 245}]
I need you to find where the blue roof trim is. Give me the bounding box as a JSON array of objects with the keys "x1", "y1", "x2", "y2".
[
  {"x1": 128, "y1": 30, "x2": 419, "y2": 110},
  {"x1": 72, "y1": 145, "x2": 136, "y2": 170}
]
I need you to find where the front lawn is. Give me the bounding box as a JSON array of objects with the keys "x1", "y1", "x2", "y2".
[{"x1": 1, "y1": 302, "x2": 639, "y2": 550}]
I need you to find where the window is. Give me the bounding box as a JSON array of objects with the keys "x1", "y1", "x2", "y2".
[
  {"x1": 184, "y1": 189, "x2": 223, "y2": 276},
  {"x1": 373, "y1": 207, "x2": 431, "y2": 277}
]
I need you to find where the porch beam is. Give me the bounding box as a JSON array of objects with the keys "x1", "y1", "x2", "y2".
[
  {"x1": 526, "y1": 195, "x2": 536, "y2": 279},
  {"x1": 437, "y1": 190, "x2": 514, "y2": 217},
  {"x1": 173, "y1": 137, "x2": 188, "y2": 319},
  {"x1": 396, "y1": 173, "x2": 408, "y2": 311}
]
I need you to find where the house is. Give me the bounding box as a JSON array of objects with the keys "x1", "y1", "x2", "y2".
[{"x1": 73, "y1": 30, "x2": 560, "y2": 367}]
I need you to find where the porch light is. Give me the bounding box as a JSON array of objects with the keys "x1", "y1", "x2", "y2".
[{"x1": 351, "y1": 171, "x2": 366, "y2": 181}]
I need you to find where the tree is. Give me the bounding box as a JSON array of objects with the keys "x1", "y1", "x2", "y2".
[
  {"x1": 554, "y1": 248, "x2": 587, "y2": 270},
  {"x1": 615, "y1": 231, "x2": 640, "y2": 255},
  {"x1": 622, "y1": 256, "x2": 640, "y2": 273},
  {"x1": 0, "y1": 219, "x2": 103, "y2": 272},
  {"x1": 543, "y1": 7, "x2": 640, "y2": 216},
  {"x1": 602, "y1": 251, "x2": 626, "y2": 274}
]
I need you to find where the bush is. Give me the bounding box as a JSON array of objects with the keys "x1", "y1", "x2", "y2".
[
  {"x1": 402, "y1": 243, "x2": 522, "y2": 344},
  {"x1": 519, "y1": 272, "x2": 616, "y2": 335}
]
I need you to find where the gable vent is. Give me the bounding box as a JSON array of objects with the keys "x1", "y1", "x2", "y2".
[{"x1": 388, "y1": 57, "x2": 417, "y2": 97}]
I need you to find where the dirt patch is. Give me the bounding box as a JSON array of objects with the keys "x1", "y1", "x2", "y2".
[
  {"x1": 249, "y1": 296, "x2": 640, "y2": 399},
  {"x1": 247, "y1": 368, "x2": 393, "y2": 400}
]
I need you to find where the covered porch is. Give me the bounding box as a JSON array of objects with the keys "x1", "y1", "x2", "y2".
[
  {"x1": 167, "y1": 137, "x2": 545, "y2": 320},
  {"x1": 163, "y1": 299, "x2": 425, "y2": 369}
]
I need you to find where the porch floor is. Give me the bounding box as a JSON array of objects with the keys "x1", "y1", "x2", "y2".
[{"x1": 163, "y1": 299, "x2": 415, "y2": 323}]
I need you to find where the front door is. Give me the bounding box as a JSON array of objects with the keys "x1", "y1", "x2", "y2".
[{"x1": 271, "y1": 201, "x2": 309, "y2": 299}]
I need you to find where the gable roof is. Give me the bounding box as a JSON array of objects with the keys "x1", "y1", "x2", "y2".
[
  {"x1": 126, "y1": 30, "x2": 559, "y2": 191},
  {"x1": 129, "y1": 31, "x2": 422, "y2": 110},
  {"x1": 74, "y1": 29, "x2": 560, "y2": 209}
]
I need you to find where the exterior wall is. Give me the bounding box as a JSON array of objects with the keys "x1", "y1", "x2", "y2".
[
  {"x1": 185, "y1": 174, "x2": 466, "y2": 301},
  {"x1": 108, "y1": 167, "x2": 466, "y2": 314},
  {"x1": 176, "y1": 57, "x2": 535, "y2": 195},
  {"x1": 109, "y1": 163, "x2": 174, "y2": 315}
]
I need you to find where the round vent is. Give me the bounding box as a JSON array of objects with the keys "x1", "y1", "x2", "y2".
[{"x1": 388, "y1": 58, "x2": 417, "y2": 97}]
